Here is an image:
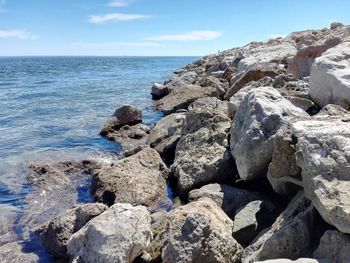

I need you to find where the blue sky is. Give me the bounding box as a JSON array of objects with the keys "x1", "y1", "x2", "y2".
[{"x1": 0, "y1": 0, "x2": 349, "y2": 56}]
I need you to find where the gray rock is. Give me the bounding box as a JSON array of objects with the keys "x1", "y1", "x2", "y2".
[
  {"x1": 0, "y1": 241, "x2": 41, "y2": 263},
  {"x1": 164, "y1": 71, "x2": 198, "y2": 91},
  {"x1": 146, "y1": 112, "x2": 186, "y2": 162},
  {"x1": 199, "y1": 75, "x2": 228, "y2": 99},
  {"x1": 91, "y1": 147, "x2": 171, "y2": 210},
  {"x1": 330, "y1": 22, "x2": 344, "y2": 30},
  {"x1": 285, "y1": 96, "x2": 315, "y2": 112},
  {"x1": 147, "y1": 197, "x2": 243, "y2": 263},
  {"x1": 211, "y1": 70, "x2": 225, "y2": 78},
  {"x1": 100, "y1": 104, "x2": 142, "y2": 136},
  {"x1": 0, "y1": 205, "x2": 20, "y2": 236},
  {"x1": 151, "y1": 83, "x2": 170, "y2": 100},
  {"x1": 36, "y1": 203, "x2": 108, "y2": 258},
  {"x1": 172, "y1": 97, "x2": 235, "y2": 196},
  {"x1": 155, "y1": 84, "x2": 218, "y2": 115},
  {"x1": 314, "y1": 230, "x2": 350, "y2": 263},
  {"x1": 67, "y1": 203, "x2": 152, "y2": 263},
  {"x1": 230, "y1": 87, "x2": 307, "y2": 181},
  {"x1": 256, "y1": 259, "x2": 319, "y2": 263}
]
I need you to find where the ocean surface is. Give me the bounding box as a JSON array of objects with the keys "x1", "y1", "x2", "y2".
[{"x1": 0, "y1": 56, "x2": 196, "y2": 260}]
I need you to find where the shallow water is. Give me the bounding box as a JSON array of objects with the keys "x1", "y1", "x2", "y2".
[{"x1": 0, "y1": 56, "x2": 196, "y2": 259}]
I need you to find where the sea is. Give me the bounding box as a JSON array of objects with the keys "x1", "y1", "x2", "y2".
[{"x1": 0, "y1": 56, "x2": 197, "y2": 260}]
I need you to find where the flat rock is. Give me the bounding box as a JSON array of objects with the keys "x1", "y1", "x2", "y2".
[
  {"x1": 230, "y1": 87, "x2": 307, "y2": 181},
  {"x1": 172, "y1": 97, "x2": 235, "y2": 197},
  {"x1": 164, "y1": 71, "x2": 198, "y2": 91},
  {"x1": 67, "y1": 203, "x2": 152, "y2": 263},
  {"x1": 35, "y1": 203, "x2": 108, "y2": 258},
  {"x1": 91, "y1": 147, "x2": 171, "y2": 210},
  {"x1": 147, "y1": 197, "x2": 243, "y2": 263},
  {"x1": 155, "y1": 84, "x2": 218, "y2": 115}
]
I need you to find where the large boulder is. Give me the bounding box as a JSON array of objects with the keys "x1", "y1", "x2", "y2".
[
  {"x1": 292, "y1": 114, "x2": 350, "y2": 233},
  {"x1": 146, "y1": 112, "x2": 186, "y2": 162},
  {"x1": 164, "y1": 71, "x2": 198, "y2": 91},
  {"x1": 199, "y1": 75, "x2": 228, "y2": 99},
  {"x1": 146, "y1": 197, "x2": 244, "y2": 263},
  {"x1": 230, "y1": 87, "x2": 307, "y2": 181},
  {"x1": 172, "y1": 97, "x2": 235, "y2": 197},
  {"x1": 243, "y1": 192, "x2": 322, "y2": 262},
  {"x1": 35, "y1": 203, "x2": 108, "y2": 258},
  {"x1": 100, "y1": 104, "x2": 142, "y2": 135},
  {"x1": 91, "y1": 147, "x2": 171, "y2": 210},
  {"x1": 155, "y1": 84, "x2": 218, "y2": 115},
  {"x1": 67, "y1": 203, "x2": 152, "y2": 263},
  {"x1": 309, "y1": 39, "x2": 350, "y2": 109},
  {"x1": 313, "y1": 230, "x2": 350, "y2": 263},
  {"x1": 151, "y1": 83, "x2": 170, "y2": 100}
]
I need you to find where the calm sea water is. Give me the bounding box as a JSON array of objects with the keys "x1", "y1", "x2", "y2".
[{"x1": 0, "y1": 56, "x2": 196, "y2": 259}]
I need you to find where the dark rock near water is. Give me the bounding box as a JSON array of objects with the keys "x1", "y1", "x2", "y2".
[{"x1": 151, "y1": 83, "x2": 170, "y2": 100}]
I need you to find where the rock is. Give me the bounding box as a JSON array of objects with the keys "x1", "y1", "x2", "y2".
[
  {"x1": 188, "y1": 183, "x2": 263, "y2": 219},
  {"x1": 164, "y1": 71, "x2": 198, "y2": 91},
  {"x1": 273, "y1": 74, "x2": 310, "y2": 98},
  {"x1": 146, "y1": 112, "x2": 186, "y2": 162},
  {"x1": 230, "y1": 87, "x2": 307, "y2": 181},
  {"x1": 309, "y1": 39, "x2": 350, "y2": 109},
  {"x1": 67, "y1": 203, "x2": 152, "y2": 263},
  {"x1": 35, "y1": 203, "x2": 108, "y2": 258},
  {"x1": 0, "y1": 241, "x2": 42, "y2": 263},
  {"x1": 243, "y1": 192, "x2": 321, "y2": 262},
  {"x1": 151, "y1": 83, "x2": 170, "y2": 100},
  {"x1": 172, "y1": 97, "x2": 235, "y2": 197},
  {"x1": 225, "y1": 63, "x2": 281, "y2": 99},
  {"x1": 211, "y1": 70, "x2": 225, "y2": 78},
  {"x1": 0, "y1": 204, "x2": 20, "y2": 236},
  {"x1": 91, "y1": 147, "x2": 171, "y2": 210},
  {"x1": 100, "y1": 104, "x2": 142, "y2": 136},
  {"x1": 292, "y1": 115, "x2": 350, "y2": 233},
  {"x1": 314, "y1": 230, "x2": 350, "y2": 263},
  {"x1": 285, "y1": 96, "x2": 315, "y2": 112},
  {"x1": 147, "y1": 197, "x2": 243, "y2": 263},
  {"x1": 155, "y1": 84, "x2": 218, "y2": 115},
  {"x1": 316, "y1": 103, "x2": 350, "y2": 118},
  {"x1": 330, "y1": 22, "x2": 344, "y2": 30},
  {"x1": 256, "y1": 259, "x2": 319, "y2": 263},
  {"x1": 199, "y1": 75, "x2": 228, "y2": 99}
]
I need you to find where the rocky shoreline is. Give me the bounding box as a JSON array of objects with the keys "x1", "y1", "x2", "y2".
[{"x1": 2, "y1": 22, "x2": 350, "y2": 263}]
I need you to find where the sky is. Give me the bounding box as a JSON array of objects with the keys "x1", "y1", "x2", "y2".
[{"x1": 0, "y1": 0, "x2": 349, "y2": 56}]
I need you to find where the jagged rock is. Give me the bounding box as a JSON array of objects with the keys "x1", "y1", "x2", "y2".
[
  {"x1": 316, "y1": 103, "x2": 350, "y2": 118},
  {"x1": 147, "y1": 112, "x2": 186, "y2": 162},
  {"x1": 151, "y1": 83, "x2": 170, "y2": 100},
  {"x1": 155, "y1": 84, "x2": 218, "y2": 115},
  {"x1": 256, "y1": 259, "x2": 319, "y2": 263},
  {"x1": 188, "y1": 183, "x2": 263, "y2": 219},
  {"x1": 309, "y1": 39, "x2": 350, "y2": 109},
  {"x1": 230, "y1": 87, "x2": 307, "y2": 181},
  {"x1": 172, "y1": 97, "x2": 235, "y2": 197},
  {"x1": 243, "y1": 193, "x2": 321, "y2": 262},
  {"x1": 273, "y1": 74, "x2": 310, "y2": 98},
  {"x1": 292, "y1": 115, "x2": 350, "y2": 233},
  {"x1": 146, "y1": 197, "x2": 244, "y2": 263},
  {"x1": 331, "y1": 22, "x2": 344, "y2": 30},
  {"x1": 0, "y1": 241, "x2": 42, "y2": 263},
  {"x1": 91, "y1": 147, "x2": 171, "y2": 210},
  {"x1": 35, "y1": 203, "x2": 108, "y2": 258},
  {"x1": 164, "y1": 71, "x2": 198, "y2": 91},
  {"x1": 225, "y1": 63, "x2": 281, "y2": 99},
  {"x1": 100, "y1": 104, "x2": 142, "y2": 136},
  {"x1": 199, "y1": 75, "x2": 228, "y2": 99},
  {"x1": 314, "y1": 230, "x2": 350, "y2": 263},
  {"x1": 284, "y1": 96, "x2": 315, "y2": 112},
  {"x1": 67, "y1": 203, "x2": 152, "y2": 263}
]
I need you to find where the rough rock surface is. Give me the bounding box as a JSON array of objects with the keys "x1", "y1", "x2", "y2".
[
  {"x1": 230, "y1": 87, "x2": 307, "y2": 181},
  {"x1": 147, "y1": 112, "x2": 186, "y2": 162},
  {"x1": 172, "y1": 97, "x2": 235, "y2": 196},
  {"x1": 292, "y1": 115, "x2": 350, "y2": 233},
  {"x1": 256, "y1": 259, "x2": 319, "y2": 263},
  {"x1": 199, "y1": 75, "x2": 228, "y2": 99},
  {"x1": 147, "y1": 197, "x2": 243, "y2": 263},
  {"x1": 164, "y1": 71, "x2": 198, "y2": 91},
  {"x1": 309, "y1": 39, "x2": 350, "y2": 109},
  {"x1": 36, "y1": 203, "x2": 108, "y2": 258},
  {"x1": 314, "y1": 230, "x2": 350, "y2": 263},
  {"x1": 91, "y1": 147, "x2": 171, "y2": 210},
  {"x1": 151, "y1": 83, "x2": 170, "y2": 100},
  {"x1": 67, "y1": 203, "x2": 152, "y2": 263},
  {"x1": 243, "y1": 192, "x2": 321, "y2": 262},
  {"x1": 0, "y1": 241, "x2": 42, "y2": 263}
]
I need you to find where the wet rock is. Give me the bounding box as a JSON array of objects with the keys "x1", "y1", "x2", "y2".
[
  {"x1": 146, "y1": 197, "x2": 243, "y2": 263},
  {"x1": 151, "y1": 83, "x2": 170, "y2": 100},
  {"x1": 230, "y1": 87, "x2": 307, "y2": 181},
  {"x1": 146, "y1": 112, "x2": 186, "y2": 162},
  {"x1": 91, "y1": 147, "x2": 171, "y2": 210},
  {"x1": 188, "y1": 183, "x2": 263, "y2": 219},
  {"x1": 314, "y1": 230, "x2": 350, "y2": 263},
  {"x1": 0, "y1": 241, "x2": 41, "y2": 263},
  {"x1": 100, "y1": 104, "x2": 142, "y2": 136},
  {"x1": 243, "y1": 193, "x2": 320, "y2": 262},
  {"x1": 155, "y1": 84, "x2": 218, "y2": 115},
  {"x1": 225, "y1": 62, "x2": 281, "y2": 99},
  {"x1": 172, "y1": 97, "x2": 235, "y2": 197},
  {"x1": 67, "y1": 203, "x2": 152, "y2": 263},
  {"x1": 35, "y1": 203, "x2": 108, "y2": 258},
  {"x1": 309, "y1": 39, "x2": 350, "y2": 109}
]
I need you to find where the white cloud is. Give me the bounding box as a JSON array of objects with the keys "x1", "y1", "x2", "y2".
[
  {"x1": 89, "y1": 13, "x2": 151, "y2": 24},
  {"x1": 73, "y1": 41, "x2": 164, "y2": 48},
  {"x1": 145, "y1": 31, "x2": 222, "y2": 41},
  {"x1": 108, "y1": 0, "x2": 130, "y2": 7},
  {"x1": 0, "y1": 29, "x2": 37, "y2": 40}
]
